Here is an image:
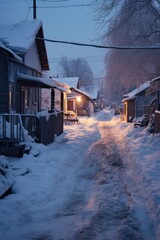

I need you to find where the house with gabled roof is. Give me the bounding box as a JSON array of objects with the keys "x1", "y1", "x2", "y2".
[
  {"x1": 54, "y1": 77, "x2": 94, "y2": 117},
  {"x1": 122, "y1": 81, "x2": 155, "y2": 122},
  {"x1": 0, "y1": 20, "x2": 52, "y2": 114},
  {"x1": 0, "y1": 20, "x2": 68, "y2": 154}
]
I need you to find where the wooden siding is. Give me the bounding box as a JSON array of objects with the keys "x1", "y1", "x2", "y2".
[
  {"x1": 8, "y1": 60, "x2": 42, "y2": 114},
  {"x1": 24, "y1": 42, "x2": 42, "y2": 72},
  {"x1": 0, "y1": 51, "x2": 43, "y2": 114},
  {"x1": 76, "y1": 96, "x2": 90, "y2": 116},
  {"x1": 124, "y1": 100, "x2": 135, "y2": 122},
  {"x1": 136, "y1": 95, "x2": 154, "y2": 117},
  {"x1": 0, "y1": 52, "x2": 8, "y2": 113}
]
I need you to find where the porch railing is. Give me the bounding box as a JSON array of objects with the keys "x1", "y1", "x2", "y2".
[
  {"x1": 0, "y1": 114, "x2": 25, "y2": 143},
  {"x1": 21, "y1": 114, "x2": 38, "y2": 141},
  {"x1": 0, "y1": 111, "x2": 63, "y2": 146}
]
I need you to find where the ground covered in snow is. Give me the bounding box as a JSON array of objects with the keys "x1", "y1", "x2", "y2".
[{"x1": 0, "y1": 110, "x2": 160, "y2": 239}]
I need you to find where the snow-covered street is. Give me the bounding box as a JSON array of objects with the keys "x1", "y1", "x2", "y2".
[{"x1": 0, "y1": 110, "x2": 159, "y2": 239}]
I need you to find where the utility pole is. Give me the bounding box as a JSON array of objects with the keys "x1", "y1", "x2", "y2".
[{"x1": 33, "y1": 0, "x2": 36, "y2": 19}]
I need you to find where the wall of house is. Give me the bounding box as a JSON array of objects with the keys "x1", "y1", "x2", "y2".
[
  {"x1": 124, "y1": 100, "x2": 135, "y2": 122},
  {"x1": 67, "y1": 99, "x2": 76, "y2": 112},
  {"x1": 77, "y1": 96, "x2": 90, "y2": 116},
  {"x1": 41, "y1": 89, "x2": 51, "y2": 110},
  {"x1": 136, "y1": 95, "x2": 155, "y2": 117},
  {"x1": 2, "y1": 57, "x2": 43, "y2": 115},
  {"x1": 0, "y1": 50, "x2": 9, "y2": 113},
  {"x1": 8, "y1": 59, "x2": 41, "y2": 114},
  {"x1": 24, "y1": 42, "x2": 42, "y2": 72},
  {"x1": 54, "y1": 89, "x2": 61, "y2": 111}
]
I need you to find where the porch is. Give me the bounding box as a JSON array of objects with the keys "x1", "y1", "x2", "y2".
[{"x1": 0, "y1": 111, "x2": 64, "y2": 157}]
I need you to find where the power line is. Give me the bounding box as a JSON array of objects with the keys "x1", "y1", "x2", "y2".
[
  {"x1": 49, "y1": 56, "x2": 104, "y2": 63},
  {"x1": 36, "y1": 4, "x2": 91, "y2": 8},
  {"x1": 38, "y1": 0, "x2": 72, "y2": 2},
  {"x1": 1, "y1": 0, "x2": 23, "y2": 2},
  {"x1": 36, "y1": 37, "x2": 160, "y2": 49}
]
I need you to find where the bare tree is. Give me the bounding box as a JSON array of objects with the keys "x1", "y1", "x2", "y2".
[
  {"x1": 93, "y1": 0, "x2": 160, "y2": 104},
  {"x1": 59, "y1": 56, "x2": 94, "y2": 93}
]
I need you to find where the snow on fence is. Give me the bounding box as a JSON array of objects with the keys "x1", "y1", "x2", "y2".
[
  {"x1": 36, "y1": 111, "x2": 63, "y2": 145},
  {"x1": 21, "y1": 111, "x2": 63, "y2": 145},
  {"x1": 0, "y1": 114, "x2": 25, "y2": 143}
]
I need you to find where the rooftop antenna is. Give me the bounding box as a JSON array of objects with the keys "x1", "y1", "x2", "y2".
[{"x1": 33, "y1": 0, "x2": 36, "y2": 19}]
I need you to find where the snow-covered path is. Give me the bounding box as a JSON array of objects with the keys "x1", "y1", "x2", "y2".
[
  {"x1": 0, "y1": 110, "x2": 157, "y2": 239},
  {"x1": 53, "y1": 117, "x2": 154, "y2": 240}
]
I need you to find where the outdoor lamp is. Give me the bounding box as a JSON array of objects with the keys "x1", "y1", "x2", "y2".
[{"x1": 76, "y1": 96, "x2": 81, "y2": 102}]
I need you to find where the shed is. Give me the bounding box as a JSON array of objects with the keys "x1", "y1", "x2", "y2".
[{"x1": 122, "y1": 81, "x2": 154, "y2": 122}]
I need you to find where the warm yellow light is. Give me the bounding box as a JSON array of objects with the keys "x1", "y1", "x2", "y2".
[{"x1": 76, "y1": 96, "x2": 81, "y2": 102}]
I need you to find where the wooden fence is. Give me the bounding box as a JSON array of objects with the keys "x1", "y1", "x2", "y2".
[
  {"x1": 0, "y1": 114, "x2": 25, "y2": 143},
  {"x1": 21, "y1": 111, "x2": 63, "y2": 145}
]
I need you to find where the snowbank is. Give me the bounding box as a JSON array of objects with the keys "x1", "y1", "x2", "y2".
[{"x1": 113, "y1": 116, "x2": 160, "y2": 237}]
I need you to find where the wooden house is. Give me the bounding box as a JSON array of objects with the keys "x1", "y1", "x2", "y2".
[
  {"x1": 122, "y1": 81, "x2": 155, "y2": 122},
  {"x1": 0, "y1": 20, "x2": 49, "y2": 115},
  {"x1": 54, "y1": 77, "x2": 94, "y2": 117},
  {"x1": 67, "y1": 88, "x2": 94, "y2": 117},
  {"x1": 0, "y1": 20, "x2": 67, "y2": 155}
]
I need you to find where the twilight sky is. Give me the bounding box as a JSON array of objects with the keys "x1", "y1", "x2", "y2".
[{"x1": 0, "y1": 0, "x2": 106, "y2": 79}]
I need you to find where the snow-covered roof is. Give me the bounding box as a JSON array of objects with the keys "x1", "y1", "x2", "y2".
[
  {"x1": 0, "y1": 41, "x2": 22, "y2": 62},
  {"x1": 123, "y1": 81, "x2": 150, "y2": 101},
  {"x1": 52, "y1": 79, "x2": 71, "y2": 93},
  {"x1": 54, "y1": 77, "x2": 79, "y2": 89},
  {"x1": 0, "y1": 20, "x2": 42, "y2": 53},
  {"x1": 53, "y1": 77, "x2": 93, "y2": 99},
  {"x1": 0, "y1": 20, "x2": 49, "y2": 70},
  {"x1": 72, "y1": 88, "x2": 93, "y2": 100},
  {"x1": 18, "y1": 73, "x2": 70, "y2": 93},
  {"x1": 150, "y1": 76, "x2": 160, "y2": 83}
]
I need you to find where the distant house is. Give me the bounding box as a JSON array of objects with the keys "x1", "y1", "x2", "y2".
[
  {"x1": 0, "y1": 20, "x2": 67, "y2": 154},
  {"x1": 122, "y1": 81, "x2": 155, "y2": 122},
  {"x1": 54, "y1": 77, "x2": 94, "y2": 117},
  {"x1": 67, "y1": 88, "x2": 94, "y2": 117}
]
